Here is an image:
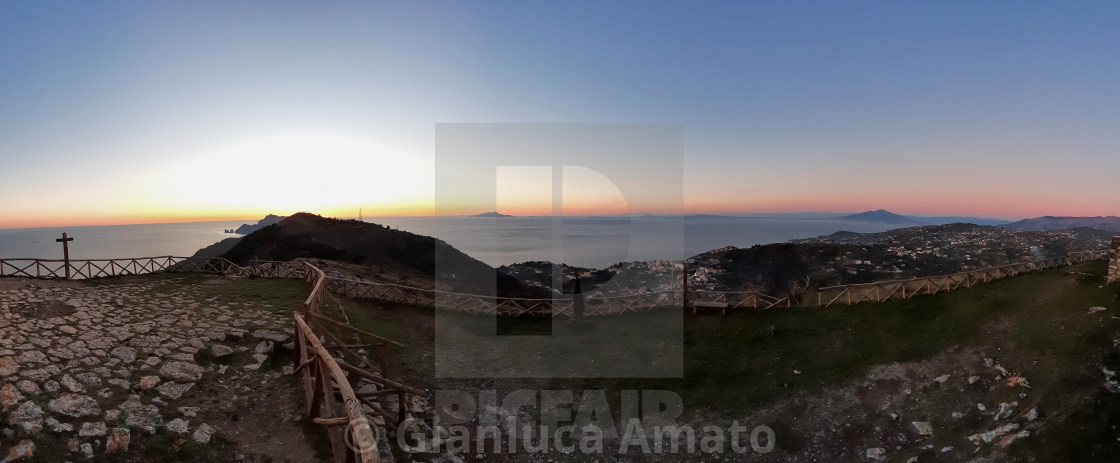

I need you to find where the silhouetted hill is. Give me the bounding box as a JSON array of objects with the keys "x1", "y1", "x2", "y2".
[
  {"x1": 191, "y1": 237, "x2": 241, "y2": 258},
  {"x1": 227, "y1": 214, "x2": 286, "y2": 234},
  {"x1": 820, "y1": 230, "x2": 863, "y2": 241},
  {"x1": 1002, "y1": 216, "x2": 1120, "y2": 233},
  {"x1": 469, "y1": 212, "x2": 513, "y2": 217},
  {"x1": 220, "y1": 213, "x2": 540, "y2": 297},
  {"x1": 833, "y1": 209, "x2": 925, "y2": 224}
]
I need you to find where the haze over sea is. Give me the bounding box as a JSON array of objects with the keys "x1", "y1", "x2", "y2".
[{"x1": 0, "y1": 216, "x2": 907, "y2": 269}]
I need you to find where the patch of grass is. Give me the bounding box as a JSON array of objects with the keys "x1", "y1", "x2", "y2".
[
  {"x1": 201, "y1": 277, "x2": 309, "y2": 315},
  {"x1": 243, "y1": 262, "x2": 1120, "y2": 461},
  {"x1": 339, "y1": 262, "x2": 1120, "y2": 414}
]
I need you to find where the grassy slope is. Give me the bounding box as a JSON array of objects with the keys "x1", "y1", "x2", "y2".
[{"x1": 336, "y1": 261, "x2": 1120, "y2": 459}]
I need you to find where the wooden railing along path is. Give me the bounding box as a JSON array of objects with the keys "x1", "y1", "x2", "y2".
[
  {"x1": 0, "y1": 256, "x2": 243, "y2": 279},
  {"x1": 1, "y1": 249, "x2": 1109, "y2": 316},
  {"x1": 259, "y1": 250, "x2": 1108, "y2": 314},
  {"x1": 291, "y1": 262, "x2": 414, "y2": 463},
  {"x1": 815, "y1": 250, "x2": 1108, "y2": 308}
]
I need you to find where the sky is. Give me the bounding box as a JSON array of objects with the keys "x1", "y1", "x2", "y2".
[{"x1": 1, "y1": 1, "x2": 1119, "y2": 228}]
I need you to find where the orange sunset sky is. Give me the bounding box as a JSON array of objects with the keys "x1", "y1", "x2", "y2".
[{"x1": 2, "y1": 3, "x2": 1119, "y2": 229}]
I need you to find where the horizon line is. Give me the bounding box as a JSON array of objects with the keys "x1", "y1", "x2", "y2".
[{"x1": 5, "y1": 209, "x2": 1114, "y2": 231}]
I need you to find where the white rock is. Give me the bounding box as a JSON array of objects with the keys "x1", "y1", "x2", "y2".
[
  {"x1": 15, "y1": 380, "x2": 40, "y2": 395},
  {"x1": 166, "y1": 417, "x2": 190, "y2": 434},
  {"x1": 60, "y1": 374, "x2": 86, "y2": 393},
  {"x1": 254, "y1": 341, "x2": 274, "y2": 354},
  {"x1": 193, "y1": 423, "x2": 216, "y2": 444},
  {"x1": 159, "y1": 361, "x2": 204, "y2": 382},
  {"x1": 8, "y1": 402, "x2": 44, "y2": 434},
  {"x1": 48, "y1": 393, "x2": 102, "y2": 417},
  {"x1": 156, "y1": 381, "x2": 194, "y2": 400},
  {"x1": 911, "y1": 421, "x2": 933, "y2": 436},
  {"x1": 78, "y1": 421, "x2": 107, "y2": 437},
  {"x1": 994, "y1": 402, "x2": 1018, "y2": 420}
]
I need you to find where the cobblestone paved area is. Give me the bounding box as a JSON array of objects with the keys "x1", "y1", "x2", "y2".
[{"x1": 0, "y1": 276, "x2": 322, "y2": 462}]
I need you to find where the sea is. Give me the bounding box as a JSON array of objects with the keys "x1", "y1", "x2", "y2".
[{"x1": 0, "y1": 216, "x2": 905, "y2": 269}]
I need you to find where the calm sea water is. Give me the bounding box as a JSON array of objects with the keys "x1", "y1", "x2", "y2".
[
  {"x1": 0, "y1": 221, "x2": 247, "y2": 261},
  {"x1": 0, "y1": 217, "x2": 901, "y2": 269},
  {"x1": 341, "y1": 216, "x2": 901, "y2": 268}
]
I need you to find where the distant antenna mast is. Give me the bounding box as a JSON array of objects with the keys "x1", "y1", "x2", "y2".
[{"x1": 359, "y1": 208, "x2": 363, "y2": 222}]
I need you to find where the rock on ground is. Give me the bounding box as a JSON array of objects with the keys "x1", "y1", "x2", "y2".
[
  {"x1": 193, "y1": 422, "x2": 216, "y2": 444},
  {"x1": 47, "y1": 393, "x2": 102, "y2": 417},
  {"x1": 159, "y1": 361, "x2": 204, "y2": 382},
  {"x1": 106, "y1": 427, "x2": 130, "y2": 453}
]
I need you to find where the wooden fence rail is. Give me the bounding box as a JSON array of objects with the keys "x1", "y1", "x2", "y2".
[
  {"x1": 1, "y1": 249, "x2": 1110, "y2": 314},
  {"x1": 294, "y1": 310, "x2": 380, "y2": 463},
  {"x1": 325, "y1": 274, "x2": 683, "y2": 317},
  {"x1": 0, "y1": 256, "x2": 253, "y2": 279},
  {"x1": 816, "y1": 250, "x2": 1109, "y2": 308},
  {"x1": 244, "y1": 249, "x2": 1107, "y2": 316},
  {"x1": 290, "y1": 261, "x2": 429, "y2": 463},
  {"x1": 292, "y1": 261, "x2": 398, "y2": 463}
]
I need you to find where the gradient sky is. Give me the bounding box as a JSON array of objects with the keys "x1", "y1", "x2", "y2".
[{"x1": 1, "y1": 1, "x2": 1119, "y2": 228}]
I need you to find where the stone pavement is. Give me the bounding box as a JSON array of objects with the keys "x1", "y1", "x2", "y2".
[{"x1": 0, "y1": 277, "x2": 304, "y2": 461}]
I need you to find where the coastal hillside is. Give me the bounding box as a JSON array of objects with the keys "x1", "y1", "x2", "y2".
[
  {"x1": 705, "y1": 223, "x2": 1112, "y2": 290},
  {"x1": 1002, "y1": 215, "x2": 1120, "y2": 233},
  {"x1": 502, "y1": 223, "x2": 1115, "y2": 297},
  {"x1": 225, "y1": 214, "x2": 286, "y2": 234},
  {"x1": 190, "y1": 237, "x2": 241, "y2": 258},
  {"x1": 220, "y1": 213, "x2": 540, "y2": 296}
]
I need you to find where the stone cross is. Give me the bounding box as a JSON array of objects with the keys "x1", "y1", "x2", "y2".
[{"x1": 56, "y1": 232, "x2": 74, "y2": 279}]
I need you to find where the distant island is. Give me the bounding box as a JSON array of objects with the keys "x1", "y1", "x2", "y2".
[
  {"x1": 469, "y1": 211, "x2": 513, "y2": 217},
  {"x1": 224, "y1": 214, "x2": 286, "y2": 234},
  {"x1": 832, "y1": 209, "x2": 925, "y2": 224}
]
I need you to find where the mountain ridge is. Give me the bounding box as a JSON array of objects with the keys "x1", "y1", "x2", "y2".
[
  {"x1": 1002, "y1": 215, "x2": 1120, "y2": 233},
  {"x1": 833, "y1": 209, "x2": 925, "y2": 224}
]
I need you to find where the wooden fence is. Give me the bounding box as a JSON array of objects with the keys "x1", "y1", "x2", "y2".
[
  {"x1": 293, "y1": 310, "x2": 380, "y2": 463},
  {"x1": 1, "y1": 249, "x2": 1110, "y2": 315},
  {"x1": 290, "y1": 261, "x2": 427, "y2": 463},
  {"x1": 326, "y1": 275, "x2": 684, "y2": 317},
  {"x1": 0, "y1": 256, "x2": 252, "y2": 279},
  {"x1": 816, "y1": 250, "x2": 1109, "y2": 308},
  {"x1": 297, "y1": 249, "x2": 1109, "y2": 314},
  {"x1": 687, "y1": 290, "x2": 790, "y2": 313}
]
